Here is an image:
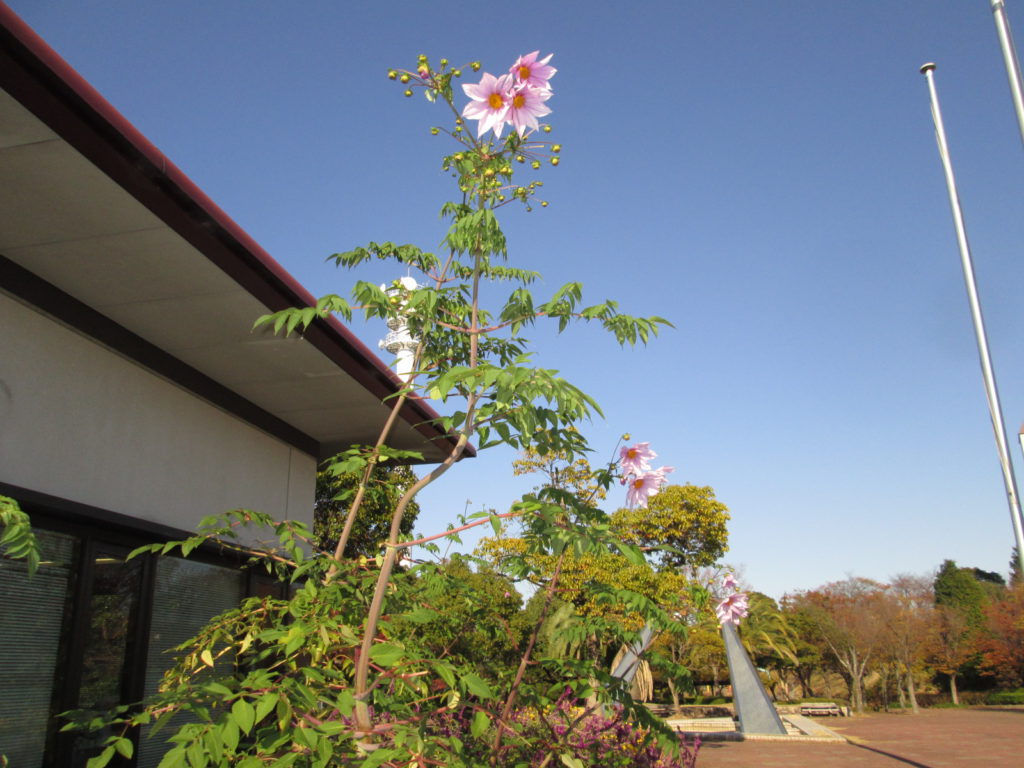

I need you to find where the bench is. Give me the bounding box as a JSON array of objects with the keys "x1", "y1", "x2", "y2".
[{"x1": 800, "y1": 703, "x2": 843, "y2": 717}]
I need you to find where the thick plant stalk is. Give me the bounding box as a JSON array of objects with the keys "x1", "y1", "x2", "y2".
[
  {"x1": 325, "y1": 352, "x2": 420, "y2": 580},
  {"x1": 327, "y1": 250, "x2": 455, "y2": 579},
  {"x1": 353, "y1": 426, "x2": 475, "y2": 736},
  {"x1": 354, "y1": 244, "x2": 485, "y2": 739}
]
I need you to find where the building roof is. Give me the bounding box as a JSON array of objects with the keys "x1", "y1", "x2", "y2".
[{"x1": 0, "y1": 2, "x2": 467, "y2": 463}]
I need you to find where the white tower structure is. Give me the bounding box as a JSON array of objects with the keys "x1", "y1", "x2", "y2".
[{"x1": 379, "y1": 276, "x2": 420, "y2": 381}]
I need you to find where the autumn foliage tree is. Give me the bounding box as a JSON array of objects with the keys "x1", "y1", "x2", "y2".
[
  {"x1": 978, "y1": 584, "x2": 1024, "y2": 688},
  {"x1": 928, "y1": 603, "x2": 975, "y2": 704},
  {"x1": 877, "y1": 574, "x2": 934, "y2": 713},
  {"x1": 788, "y1": 578, "x2": 886, "y2": 713}
]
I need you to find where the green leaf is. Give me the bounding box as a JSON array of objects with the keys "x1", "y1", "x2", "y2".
[
  {"x1": 254, "y1": 692, "x2": 279, "y2": 724},
  {"x1": 85, "y1": 746, "x2": 116, "y2": 768},
  {"x1": 460, "y1": 672, "x2": 493, "y2": 699},
  {"x1": 113, "y1": 737, "x2": 134, "y2": 758},
  {"x1": 231, "y1": 698, "x2": 256, "y2": 735},
  {"x1": 202, "y1": 681, "x2": 233, "y2": 697},
  {"x1": 369, "y1": 643, "x2": 405, "y2": 667},
  {"x1": 470, "y1": 710, "x2": 491, "y2": 738},
  {"x1": 560, "y1": 754, "x2": 585, "y2": 768},
  {"x1": 221, "y1": 719, "x2": 240, "y2": 753},
  {"x1": 402, "y1": 607, "x2": 440, "y2": 624}
]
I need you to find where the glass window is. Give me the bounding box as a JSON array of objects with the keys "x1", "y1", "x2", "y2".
[
  {"x1": 136, "y1": 558, "x2": 244, "y2": 767},
  {"x1": 0, "y1": 530, "x2": 77, "y2": 768}
]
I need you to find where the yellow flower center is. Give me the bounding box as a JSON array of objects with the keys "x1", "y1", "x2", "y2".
[
  {"x1": 488, "y1": 93, "x2": 504, "y2": 109},
  {"x1": 512, "y1": 93, "x2": 526, "y2": 109},
  {"x1": 632, "y1": 477, "x2": 645, "y2": 489},
  {"x1": 518, "y1": 65, "x2": 531, "y2": 80},
  {"x1": 627, "y1": 448, "x2": 638, "y2": 459}
]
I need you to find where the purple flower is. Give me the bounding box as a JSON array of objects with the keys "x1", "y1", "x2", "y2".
[
  {"x1": 461, "y1": 72, "x2": 513, "y2": 138},
  {"x1": 625, "y1": 466, "x2": 673, "y2": 508},
  {"x1": 619, "y1": 442, "x2": 657, "y2": 477},
  {"x1": 506, "y1": 83, "x2": 552, "y2": 137},
  {"x1": 509, "y1": 51, "x2": 556, "y2": 90},
  {"x1": 715, "y1": 590, "x2": 749, "y2": 626}
]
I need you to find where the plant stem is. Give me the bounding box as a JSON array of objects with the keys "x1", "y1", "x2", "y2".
[{"x1": 490, "y1": 550, "x2": 567, "y2": 760}]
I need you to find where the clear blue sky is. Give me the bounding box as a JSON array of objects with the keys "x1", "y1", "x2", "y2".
[{"x1": 11, "y1": 0, "x2": 1024, "y2": 598}]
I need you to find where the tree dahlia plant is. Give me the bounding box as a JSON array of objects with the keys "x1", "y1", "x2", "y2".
[{"x1": 60, "y1": 52, "x2": 699, "y2": 768}]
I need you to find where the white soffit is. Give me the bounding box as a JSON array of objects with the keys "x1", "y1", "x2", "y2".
[{"x1": 0, "y1": 87, "x2": 445, "y2": 461}]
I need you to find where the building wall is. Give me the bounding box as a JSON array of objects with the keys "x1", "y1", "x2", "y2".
[{"x1": 0, "y1": 291, "x2": 315, "y2": 533}]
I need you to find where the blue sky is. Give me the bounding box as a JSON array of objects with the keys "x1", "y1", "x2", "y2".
[{"x1": 11, "y1": 0, "x2": 1024, "y2": 598}]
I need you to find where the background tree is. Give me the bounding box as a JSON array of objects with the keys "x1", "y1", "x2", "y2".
[
  {"x1": 612, "y1": 484, "x2": 729, "y2": 569},
  {"x1": 928, "y1": 603, "x2": 975, "y2": 704},
  {"x1": 778, "y1": 599, "x2": 828, "y2": 699},
  {"x1": 400, "y1": 554, "x2": 526, "y2": 676},
  {"x1": 479, "y1": 450, "x2": 721, "y2": 695},
  {"x1": 934, "y1": 559, "x2": 989, "y2": 629},
  {"x1": 878, "y1": 574, "x2": 934, "y2": 713},
  {"x1": 978, "y1": 584, "x2": 1024, "y2": 688},
  {"x1": 314, "y1": 463, "x2": 420, "y2": 557},
  {"x1": 933, "y1": 558, "x2": 1002, "y2": 691},
  {"x1": 790, "y1": 578, "x2": 886, "y2": 713},
  {"x1": 737, "y1": 592, "x2": 797, "y2": 701}
]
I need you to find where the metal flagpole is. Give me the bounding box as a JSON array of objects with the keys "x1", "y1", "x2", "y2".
[
  {"x1": 990, "y1": 1, "x2": 1024, "y2": 150},
  {"x1": 920, "y1": 63, "x2": 1024, "y2": 578}
]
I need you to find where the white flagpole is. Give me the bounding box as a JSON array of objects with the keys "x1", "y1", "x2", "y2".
[
  {"x1": 990, "y1": 1, "x2": 1024, "y2": 149},
  {"x1": 920, "y1": 63, "x2": 1024, "y2": 578}
]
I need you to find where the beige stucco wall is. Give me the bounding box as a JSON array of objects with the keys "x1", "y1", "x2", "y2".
[{"x1": 0, "y1": 292, "x2": 315, "y2": 534}]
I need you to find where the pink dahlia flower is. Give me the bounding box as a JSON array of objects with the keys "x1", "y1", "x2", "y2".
[
  {"x1": 619, "y1": 442, "x2": 657, "y2": 478},
  {"x1": 506, "y1": 83, "x2": 552, "y2": 136},
  {"x1": 722, "y1": 573, "x2": 739, "y2": 592},
  {"x1": 462, "y1": 72, "x2": 513, "y2": 138},
  {"x1": 715, "y1": 590, "x2": 749, "y2": 626},
  {"x1": 509, "y1": 51, "x2": 556, "y2": 90},
  {"x1": 624, "y1": 466, "x2": 673, "y2": 509}
]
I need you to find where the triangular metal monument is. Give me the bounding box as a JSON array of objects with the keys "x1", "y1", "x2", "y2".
[{"x1": 721, "y1": 621, "x2": 786, "y2": 734}]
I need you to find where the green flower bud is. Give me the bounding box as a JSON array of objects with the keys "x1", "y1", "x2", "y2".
[
  {"x1": 550, "y1": 157, "x2": 560, "y2": 166},
  {"x1": 542, "y1": 125, "x2": 552, "y2": 133},
  {"x1": 531, "y1": 160, "x2": 541, "y2": 170},
  {"x1": 552, "y1": 144, "x2": 561, "y2": 153},
  {"x1": 387, "y1": 70, "x2": 398, "y2": 80},
  {"x1": 453, "y1": 69, "x2": 462, "y2": 77},
  {"x1": 400, "y1": 73, "x2": 411, "y2": 84},
  {"x1": 541, "y1": 201, "x2": 548, "y2": 207},
  {"x1": 516, "y1": 155, "x2": 525, "y2": 163},
  {"x1": 404, "y1": 89, "x2": 413, "y2": 97},
  {"x1": 440, "y1": 58, "x2": 449, "y2": 67},
  {"x1": 431, "y1": 127, "x2": 439, "y2": 135},
  {"x1": 471, "y1": 61, "x2": 481, "y2": 71}
]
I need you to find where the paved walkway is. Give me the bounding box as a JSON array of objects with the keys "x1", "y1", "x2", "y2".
[{"x1": 691, "y1": 707, "x2": 1024, "y2": 767}]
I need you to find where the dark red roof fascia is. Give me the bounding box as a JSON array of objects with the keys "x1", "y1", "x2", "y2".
[{"x1": 0, "y1": 2, "x2": 470, "y2": 458}]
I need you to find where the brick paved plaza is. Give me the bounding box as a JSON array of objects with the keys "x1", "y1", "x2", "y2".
[{"x1": 692, "y1": 707, "x2": 1024, "y2": 767}]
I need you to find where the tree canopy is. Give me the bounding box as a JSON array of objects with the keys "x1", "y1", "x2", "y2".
[
  {"x1": 612, "y1": 484, "x2": 729, "y2": 568},
  {"x1": 314, "y1": 463, "x2": 421, "y2": 558}
]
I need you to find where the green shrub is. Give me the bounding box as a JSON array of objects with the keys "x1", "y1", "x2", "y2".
[{"x1": 985, "y1": 689, "x2": 1024, "y2": 705}]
